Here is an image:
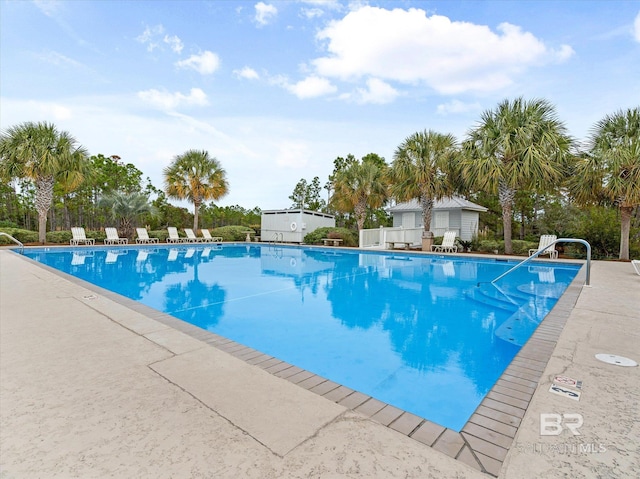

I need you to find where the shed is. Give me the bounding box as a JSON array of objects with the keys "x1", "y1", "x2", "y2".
[
  {"x1": 387, "y1": 197, "x2": 487, "y2": 241},
  {"x1": 261, "y1": 209, "x2": 335, "y2": 243}
]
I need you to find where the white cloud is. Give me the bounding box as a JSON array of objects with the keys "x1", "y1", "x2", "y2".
[
  {"x1": 299, "y1": 0, "x2": 341, "y2": 9},
  {"x1": 234, "y1": 66, "x2": 260, "y2": 80},
  {"x1": 301, "y1": 8, "x2": 324, "y2": 19},
  {"x1": 136, "y1": 24, "x2": 165, "y2": 52},
  {"x1": 552, "y1": 44, "x2": 575, "y2": 62},
  {"x1": 354, "y1": 78, "x2": 398, "y2": 104},
  {"x1": 312, "y1": 6, "x2": 575, "y2": 95},
  {"x1": 48, "y1": 104, "x2": 73, "y2": 120},
  {"x1": 36, "y1": 101, "x2": 73, "y2": 120},
  {"x1": 137, "y1": 88, "x2": 209, "y2": 110},
  {"x1": 276, "y1": 140, "x2": 310, "y2": 168},
  {"x1": 33, "y1": 0, "x2": 62, "y2": 17},
  {"x1": 37, "y1": 50, "x2": 84, "y2": 69},
  {"x1": 436, "y1": 99, "x2": 481, "y2": 115},
  {"x1": 34, "y1": 0, "x2": 89, "y2": 47},
  {"x1": 634, "y1": 11, "x2": 640, "y2": 42},
  {"x1": 34, "y1": 50, "x2": 101, "y2": 79},
  {"x1": 286, "y1": 75, "x2": 337, "y2": 99},
  {"x1": 164, "y1": 34, "x2": 184, "y2": 54},
  {"x1": 175, "y1": 51, "x2": 220, "y2": 75},
  {"x1": 255, "y1": 2, "x2": 277, "y2": 26},
  {"x1": 136, "y1": 26, "x2": 183, "y2": 54}
]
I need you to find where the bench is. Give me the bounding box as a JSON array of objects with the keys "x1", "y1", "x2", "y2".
[
  {"x1": 386, "y1": 241, "x2": 413, "y2": 250},
  {"x1": 322, "y1": 238, "x2": 343, "y2": 246}
]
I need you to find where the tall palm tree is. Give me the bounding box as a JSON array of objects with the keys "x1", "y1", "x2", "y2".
[
  {"x1": 462, "y1": 98, "x2": 572, "y2": 254},
  {"x1": 568, "y1": 107, "x2": 640, "y2": 260},
  {"x1": 389, "y1": 130, "x2": 458, "y2": 241},
  {"x1": 99, "y1": 191, "x2": 158, "y2": 240},
  {"x1": 330, "y1": 158, "x2": 388, "y2": 230},
  {"x1": 163, "y1": 150, "x2": 229, "y2": 231},
  {"x1": 0, "y1": 122, "x2": 90, "y2": 243}
]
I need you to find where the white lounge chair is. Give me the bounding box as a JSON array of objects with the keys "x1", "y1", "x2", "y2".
[
  {"x1": 136, "y1": 249, "x2": 149, "y2": 262},
  {"x1": 185, "y1": 248, "x2": 196, "y2": 258},
  {"x1": 135, "y1": 228, "x2": 159, "y2": 244},
  {"x1": 529, "y1": 235, "x2": 558, "y2": 259},
  {"x1": 167, "y1": 248, "x2": 179, "y2": 261},
  {"x1": 104, "y1": 227, "x2": 128, "y2": 245},
  {"x1": 440, "y1": 260, "x2": 455, "y2": 277},
  {"x1": 183, "y1": 228, "x2": 201, "y2": 243},
  {"x1": 167, "y1": 227, "x2": 183, "y2": 243},
  {"x1": 105, "y1": 250, "x2": 120, "y2": 264},
  {"x1": 529, "y1": 265, "x2": 555, "y2": 283},
  {"x1": 432, "y1": 231, "x2": 458, "y2": 253},
  {"x1": 201, "y1": 229, "x2": 223, "y2": 243},
  {"x1": 632, "y1": 260, "x2": 640, "y2": 275},
  {"x1": 70, "y1": 227, "x2": 95, "y2": 246},
  {"x1": 71, "y1": 252, "x2": 87, "y2": 265}
]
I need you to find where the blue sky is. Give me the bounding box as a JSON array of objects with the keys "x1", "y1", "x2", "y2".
[{"x1": 1, "y1": 0, "x2": 639, "y2": 210}]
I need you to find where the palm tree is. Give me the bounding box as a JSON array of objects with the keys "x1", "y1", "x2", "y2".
[
  {"x1": 389, "y1": 130, "x2": 458, "y2": 246},
  {"x1": 330, "y1": 158, "x2": 388, "y2": 230},
  {"x1": 0, "y1": 122, "x2": 90, "y2": 243},
  {"x1": 461, "y1": 98, "x2": 572, "y2": 254},
  {"x1": 98, "y1": 191, "x2": 158, "y2": 240},
  {"x1": 163, "y1": 150, "x2": 229, "y2": 231},
  {"x1": 568, "y1": 107, "x2": 640, "y2": 260}
]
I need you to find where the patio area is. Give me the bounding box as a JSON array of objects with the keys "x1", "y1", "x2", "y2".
[{"x1": 0, "y1": 249, "x2": 638, "y2": 478}]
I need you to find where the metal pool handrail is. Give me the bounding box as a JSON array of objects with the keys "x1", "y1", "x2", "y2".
[
  {"x1": 0, "y1": 232, "x2": 24, "y2": 254},
  {"x1": 483, "y1": 238, "x2": 591, "y2": 287},
  {"x1": 269, "y1": 232, "x2": 283, "y2": 245}
]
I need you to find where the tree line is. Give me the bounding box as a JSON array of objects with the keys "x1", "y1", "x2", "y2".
[
  {"x1": 289, "y1": 99, "x2": 639, "y2": 260},
  {"x1": 1, "y1": 98, "x2": 638, "y2": 259},
  {"x1": 0, "y1": 127, "x2": 258, "y2": 242}
]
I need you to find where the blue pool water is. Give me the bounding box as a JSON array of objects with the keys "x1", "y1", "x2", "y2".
[{"x1": 22, "y1": 245, "x2": 581, "y2": 431}]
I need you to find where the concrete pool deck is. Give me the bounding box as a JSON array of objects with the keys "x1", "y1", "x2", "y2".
[{"x1": 1, "y1": 248, "x2": 638, "y2": 478}]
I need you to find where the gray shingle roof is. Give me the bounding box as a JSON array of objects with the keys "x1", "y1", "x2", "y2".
[{"x1": 387, "y1": 196, "x2": 488, "y2": 212}]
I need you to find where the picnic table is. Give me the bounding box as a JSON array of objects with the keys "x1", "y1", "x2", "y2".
[
  {"x1": 322, "y1": 238, "x2": 343, "y2": 246},
  {"x1": 386, "y1": 241, "x2": 412, "y2": 250}
]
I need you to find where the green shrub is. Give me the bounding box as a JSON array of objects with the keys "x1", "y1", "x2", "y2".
[
  {"x1": 0, "y1": 220, "x2": 20, "y2": 228},
  {"x1": 569, "y1": 206, "x2": 622, "y2": 259},
  {"x1": 0, "y1": 228, "x2": 19, "y2": 244},
  {"x1": 248, "y1": 224, "x2": 261, "y2": 237},
  {"x1": 87, "y1": 230, "x2": 105, "y2": 243},
  {"x1": 0, "y1": 228, "x2": 38, "y2": 244},
  {"x1": 304, "y1": 227, "x2": 358, "y2": 247},
  {"x1": 46, "y1": 231, "x2": 72, "y2": 244},
  {"x1": 458, "y1": 239, "x2": 473, "y2": 252},
  {"x1": 210, "y1": 225, "x2": 255, "y2": 241},
  {"x1": 511, "y1": 239, "x2": 537, "y2": 255},
  {"x1": 150, "y1": 230, "x2": 167, "y2": 242},
  {"x1": 478, "y1": 240, "x2": 503, "y2": 254}
]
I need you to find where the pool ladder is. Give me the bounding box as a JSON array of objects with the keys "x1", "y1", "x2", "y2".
[
  {"x1": 269, "y1": 232, "x2": 283, "y2": 245},
  {"x1": 0, "y1": 232, "x2": 24, "y2": 254},
  {"x1": 482, "y1": 238, "x2": 591, "y2": 287}
]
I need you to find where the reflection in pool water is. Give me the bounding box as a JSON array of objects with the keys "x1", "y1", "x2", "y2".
[{"x1": 23, "y1": 244, "x2": 580, "y2": 431}]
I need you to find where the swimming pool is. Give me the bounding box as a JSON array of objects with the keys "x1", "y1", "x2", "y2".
[{"x1": 22, "y1": 244, "x2": 581, "y2": 431}]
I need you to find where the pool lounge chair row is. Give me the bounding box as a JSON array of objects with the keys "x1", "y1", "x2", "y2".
[
  {"x1": 167, "y1": 227, "x2": 223, "y2": 243},
  {"x1": 70, "y1": 227, "x2": 224, "y2": 246}
]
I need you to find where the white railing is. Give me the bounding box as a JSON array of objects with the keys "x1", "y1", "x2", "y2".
[
  {"x1": 0, "y1": 232, "x2": 24, "y2": 253},
  {"x1": 359, "y1": 227, "x2": 423, "y2": 249},
  {"x1": 487, "y1": 238, "x2": 591, "y2": 286}
]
